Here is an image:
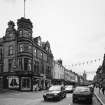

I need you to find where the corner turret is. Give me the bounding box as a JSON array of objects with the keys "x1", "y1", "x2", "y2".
[{"x1": 17, "y1": 17, "x2": 33, "y2": 38}]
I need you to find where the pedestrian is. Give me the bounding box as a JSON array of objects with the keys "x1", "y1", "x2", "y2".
[
  {"x1": 99, "y1": 85, "x2": 101, "y2": 94},
  {"x1": 102, "y1": 87, "x2": 105, "y2": 95}
]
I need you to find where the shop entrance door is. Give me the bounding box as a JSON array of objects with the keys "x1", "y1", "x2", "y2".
[{"x1": 21, "y1": 77, "x2": 31, "y2": 91}]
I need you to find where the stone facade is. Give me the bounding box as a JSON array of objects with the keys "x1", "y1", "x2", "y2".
[
  {"x1": 0, "y1": 17, "x2": 53, "y2": 91},
  {"x1": 52, "y1": 60, "x2": 65, "y2": 85},
  {"x1": 52, "y1": 59, "x2": 78, "y2": 85}
]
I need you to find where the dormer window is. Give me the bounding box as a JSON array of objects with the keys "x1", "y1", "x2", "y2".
[
  {"x1": 38, "y1": 39, "x2": 41, "y2": 46},
  {"x1": 19, "y1": 31, "x2": 22, "y2": 36},
  {"x1": 46, "y1": 46, "x2": 49, "y2": 51}
]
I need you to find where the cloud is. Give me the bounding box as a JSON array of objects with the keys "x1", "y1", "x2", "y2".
[{"x1": 3, "y1": 0, "x2": 16, "y2": 3}]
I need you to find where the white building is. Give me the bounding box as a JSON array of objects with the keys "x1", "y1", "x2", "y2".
[{"x1": 52, "y1": 60, "x2": 65, "y2": 85}]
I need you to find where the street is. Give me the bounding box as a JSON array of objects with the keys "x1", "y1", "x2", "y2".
[{"x1": 0, "y1": 91, "x2": 101, "y2": 105}]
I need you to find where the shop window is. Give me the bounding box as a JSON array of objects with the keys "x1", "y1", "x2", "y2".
[
  {"x1": 8, "y1": 76, "x2": 19, "y2": 88},
  {"x1": 8, "y1": 46, "x2": 13, "y2": 55},
  {"x1": 10, "y1": 79, "x2": 18, "y2": 87},
  {"x1": 22, "y1": 78, "x2": 31, "y2": 88}
]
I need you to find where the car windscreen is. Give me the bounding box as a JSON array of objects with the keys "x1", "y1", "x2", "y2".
[
  {"x1": 65, "y1": 86, "x2": 73, "y2": 89},
  {"x1": 49, "y1": 86, "x2": 61, "y2": 91},
  {"x1": 74, "y1": 87, "x2": 90, "y2": 92}
]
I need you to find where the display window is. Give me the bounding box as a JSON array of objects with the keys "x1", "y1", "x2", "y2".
[
  {"x1": 21, "y1": 77, "x2": 31, "y2": 90},
  {"x1": 8, "y1": 76, "x2": 19, "y2": 88}
]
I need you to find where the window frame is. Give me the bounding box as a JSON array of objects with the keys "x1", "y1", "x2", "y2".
[{"x1": 8, "y1": 45, "x2": 14, "y2": 55}]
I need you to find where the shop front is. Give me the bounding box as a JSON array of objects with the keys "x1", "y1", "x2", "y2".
[
  {"x1": 20, "y1": 77, "x2": 32, "y2": 91},
  {"x1": 8, "y1": 76, "x2": 19, "y2": 90},
  {"x1": 32, "y1": 77, "x2": 42, "y2": 91},
  {"x1": 45, "y1": 79, "x2": 51, "y2": 89}
]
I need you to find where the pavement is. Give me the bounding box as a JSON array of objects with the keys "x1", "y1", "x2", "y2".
[
  {"x1": 0, "y1": 89, "x2": 44, "y2": 105},
  {"x1": 94, "y1": 87, "x2": 105, "y2": 105},
  {"x1": 0, "y1": 88, "x2": 19, "y2": 93}
]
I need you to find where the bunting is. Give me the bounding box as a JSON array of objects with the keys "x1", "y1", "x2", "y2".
[{"x1": 69, "y1": 58, "x2": 102, "y2": 67}]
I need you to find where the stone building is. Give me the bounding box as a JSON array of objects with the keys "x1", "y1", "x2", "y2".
[
  {"x1": 52, "y1": 59, "x2": 65, "y2": 85},
  {"x1": 0, "y1": 17, "x2": 53, "y2": 91},
  {"x1": 52, "y1": 59, "x2": 78, "y2": 85}
]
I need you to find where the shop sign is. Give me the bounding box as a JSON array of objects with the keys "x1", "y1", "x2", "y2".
[{"x1": 8, "y1": 76, "x2": 19, "y2": 88}]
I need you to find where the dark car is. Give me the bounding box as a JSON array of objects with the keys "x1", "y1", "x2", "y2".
[
  {"x1": 65, "y1": 85, "x2": 74, "y2": 93},
  {"x1": 72, "y1": 86, "x2": 93, "y2": 104},
  {"x1": 43, "y1": 85, "x2": 66, "y2": 101}
]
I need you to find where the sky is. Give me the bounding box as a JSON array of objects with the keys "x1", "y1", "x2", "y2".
[{"x1": 0, "y1": 0, "x2": 105, "y2": 80}]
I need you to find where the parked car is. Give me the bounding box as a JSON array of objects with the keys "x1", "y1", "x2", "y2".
[
  {"x1": 72, "y1": 86, "x2": 93, "y2": 104},
  {"x1": 65, "y1": 85, "x2": 74, "y2": 93},
  {"x1": 43, "y1": 85, "x2": 66, "y2": 101}
]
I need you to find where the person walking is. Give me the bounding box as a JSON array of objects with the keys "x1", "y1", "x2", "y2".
[
  {"x1": 99, "y1": 85, "x2": 101, "y2": 94},
  {"x1": 102, "y1": 87, "x2": 105, "y2": 95}
]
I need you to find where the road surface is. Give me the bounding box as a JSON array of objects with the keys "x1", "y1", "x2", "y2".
[{"x1": 0, "y1": 91, "x2": 101, "y2": 105}]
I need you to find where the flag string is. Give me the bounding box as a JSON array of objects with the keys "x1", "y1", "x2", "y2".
[{"x1": 69, "y1": 58, "x2": 102, "y2": 67}]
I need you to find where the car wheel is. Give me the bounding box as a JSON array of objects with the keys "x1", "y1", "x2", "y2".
[
  {"x1": 64, "y1": 94, "x2": 66, "y2": 98},
  {"x1": 58, "y1": 96, "x2": 61, "y2": 101},
  {"x1": 73, "y1": 98, "x2": 76, "y2": 103},
  {"x1": 44, "y1": 97, "x2": 47, "y2": 101},
  {"x1": 88, "y1": 98, "x2": 92, "y2": 104}
]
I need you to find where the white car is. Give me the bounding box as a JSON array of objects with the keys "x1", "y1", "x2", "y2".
[{"x1": 65, "y1": 85, "x2": 74, "y2": 93}]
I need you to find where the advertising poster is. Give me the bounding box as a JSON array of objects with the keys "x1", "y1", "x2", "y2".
[{"x1": 8, "y1": 76, "x2": 19, "y2": 88}]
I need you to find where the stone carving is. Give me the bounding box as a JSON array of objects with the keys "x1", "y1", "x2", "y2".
[{"x1": 5, "y1": 20, "x2": 16, "y2": 38}]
